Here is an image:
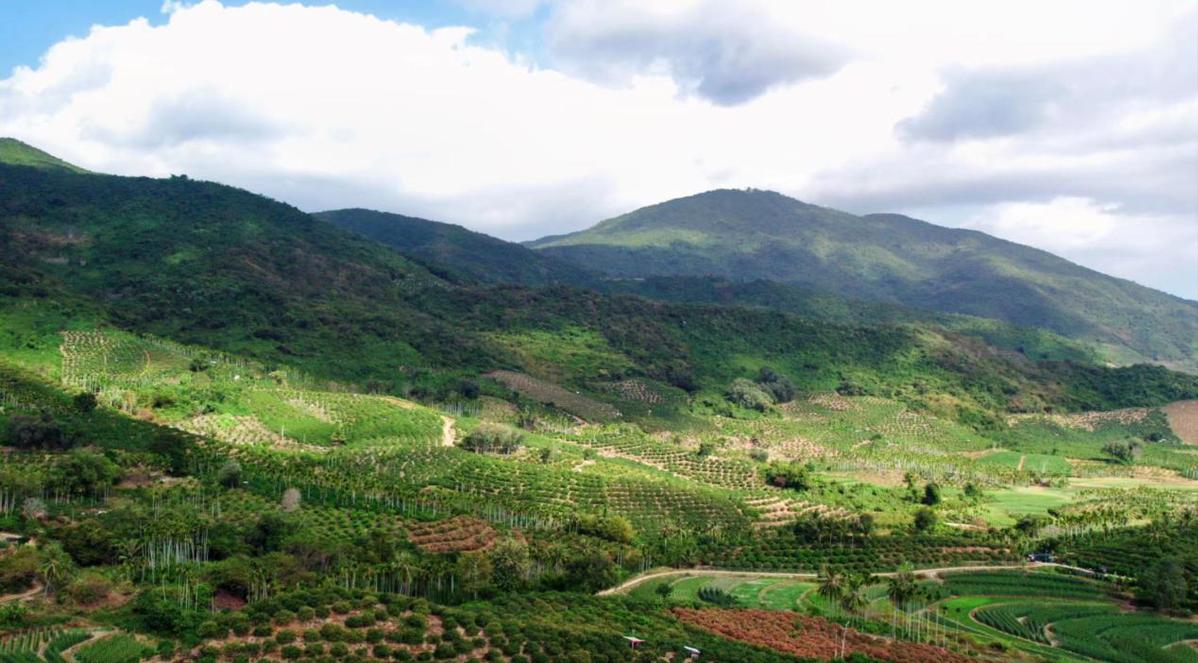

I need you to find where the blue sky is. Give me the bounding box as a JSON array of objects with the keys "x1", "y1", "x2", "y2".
[
  {"x1": 0, "y1": 1, "x2": 546, "y2": 76},
  {"x1": 0, "y1": 0, "x2": 1194, "y2": 298}
]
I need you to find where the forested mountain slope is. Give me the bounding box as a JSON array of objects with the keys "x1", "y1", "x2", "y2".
[{"x1": 531, "y1": 189, "x2": 1198, "y2": 372}]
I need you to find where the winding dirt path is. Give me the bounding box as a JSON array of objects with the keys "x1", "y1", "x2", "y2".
[
  {"x1": 0, "y1": 581, "x2": 43, "y2": 604},
  {"x1": 440, "y1": 416, "x2": 455, "y2": 447},
  {"x1": 598, "y1": 562, "x2": 1102, "y2": 596}
]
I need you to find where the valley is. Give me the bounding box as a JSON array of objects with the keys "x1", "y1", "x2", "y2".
[{"x1": 1, "y1": 141, "x2": 1197, "y2": 663}]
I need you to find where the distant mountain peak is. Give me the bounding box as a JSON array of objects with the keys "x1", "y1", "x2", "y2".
[
  {"x1": 0, "y1": 138, "x2": 87, "y2": 173},
  {"x1": 530, "y1": 188, "x2": 1198, "y2": 372}
]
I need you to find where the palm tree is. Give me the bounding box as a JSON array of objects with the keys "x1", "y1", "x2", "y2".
[
  {"x1": 36, "y1": 545, "x2": 72, "y2": 597},
  {"x1": 817, "y1": 566, "x2": 846, "y2": 618},
  {"x1": 886, "y1": 565, "x2": 918, "y2": 637},
  {"x1": 839, "y1": 581, "x2": 867, "y2": 623},
  {"x1": 116, "y1": 539, "x2": 142, "y2": 582}
]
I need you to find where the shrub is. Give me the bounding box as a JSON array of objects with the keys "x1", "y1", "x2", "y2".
[
  {"x1": 756, "y1": 367, "x2": 795, "y2": 403},
  {"x1": 460, "y1": 423, "x2": 524, "y2": 455},
  {"x1": 73, "y1": 392, "x2": 98, "y2": 413},
  {"x1": 763, "y1": 461, "x2": 811, "y2": 491},
  {"x1": 5, "y1": 413, "x2": 70, "y2": 450},
  {"x1": 725, "y1": 379, "x2": 773, "y2": 412},
  {"x1": 913, "y1": 508, "x2": 938, "y2": 532},
  {"x1": 217, "y1": 460, "x2": 243, "y2": 488},
  {"x1": 64, "y1": 571, "x2": 113, "y2": 605}
]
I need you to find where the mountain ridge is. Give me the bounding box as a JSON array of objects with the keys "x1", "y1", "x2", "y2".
[
  {"x1": 316, "y1": 207, "x2": 598, "y2": 287},
  {"x1": 2, "y1": 150, "x2": 1194, "y2": 423},
  {"x1": 531, "y1": 188, "x2": 1198, "y2": 372},
  {"x1": 0, "y1": 137, "x2": 88, "y2": 173}
]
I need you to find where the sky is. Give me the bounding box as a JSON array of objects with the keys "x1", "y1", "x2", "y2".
[{"x1": 1, "y1": 1, "x2": 1195, "y2": 299}]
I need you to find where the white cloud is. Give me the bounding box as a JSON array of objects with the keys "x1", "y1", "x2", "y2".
[
  {"x1": 964, "y1": 198, "x2": 1197, "y2": 298},
  {"x1": 0, "y1": 0, "x2": 1193, "y2": 298}
]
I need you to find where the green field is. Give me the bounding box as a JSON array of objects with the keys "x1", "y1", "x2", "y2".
[{"x1": 2, "y1": 145, "x2": 1197, "y2": 663}]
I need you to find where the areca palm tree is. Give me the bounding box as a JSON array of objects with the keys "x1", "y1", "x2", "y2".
[
  {"x1": 36, "y1": 545, "x2": 72, "y2": 596},
  {"x1": 817, "y1": 566, "x2": 846, "y2": 617},
  {"x1": 886, "y1": 565, "x2": 918, "y2": 636},
  {"x1": 117, "y1": 539, "x2": 142, "y2": 582},
  {"x1": 839, "y1": 578, "x2": 868, "y2": 625}
]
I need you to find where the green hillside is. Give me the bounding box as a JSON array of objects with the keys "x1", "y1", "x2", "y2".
[
  {"x1": 2, "y1": 162, "x2": 1195, "y2": 420},
  {"x1": 0, "y1": 137, "x2": 87, "y2": 172},
  {"x1": 532, "y1": 189, "x2": 1198, "y2": 372},
  {"x1": 321, "y1": 207, "x2": 1103, "y2": 365},
  {"x1": 317, "y1": 208, "x2": 596, "y2": 286},
  {"x1": 4, "y1": 145, "x2": 1198, "y2": 663}
]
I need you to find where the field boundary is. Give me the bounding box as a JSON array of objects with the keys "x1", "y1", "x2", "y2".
[{"x1": 598, "y1": 562, "x2": 1101, "y2": 596}]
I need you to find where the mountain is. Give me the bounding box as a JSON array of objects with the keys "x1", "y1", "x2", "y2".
[
  {"x1": 2, "y1": 145, "x2": 1195, "y2": 423},
  {"x1": 530, "y1": 189, "x2": 1198, "y2": 372},
  {"x1": 0, "y1": 162, "x2": 464, "y2": 382},
  {"x1": 0, "y1": 137, "x2": 87, "y2": 172},
  {"x1": 318, "y1": 207, "x2": 1099, "y2": 365},
  {"x1": 316, "y1": 208, "x2": 596, "y2": 286}
]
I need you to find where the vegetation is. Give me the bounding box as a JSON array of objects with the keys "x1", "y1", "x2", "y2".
[
  {"x1": 532, "y1": 188, "x2": 1198, "y2": 371},
  {"x1": 1, "y1": 144, "x2": 1197, "y2": 663}
]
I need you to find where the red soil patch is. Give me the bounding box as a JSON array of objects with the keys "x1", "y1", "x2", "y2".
[
  {"x1": 407, "y1": 516, "x2": 498, "y2": 554},
  {"x1": 673, "y1": 608, "x2": 975, "y2": 663},
  {"x1": 214, "y1": 589, "x2": 247, "y2": 610},
  {"x1": 1164, "y1": 400, "x2": 1198, "y2": 445}
]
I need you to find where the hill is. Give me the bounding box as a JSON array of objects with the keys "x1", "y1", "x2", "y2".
[
  {"x1": 0, "y1": 162, "x2": 462, "y2": 383},
  {"x1": 317, "y1": 207, "x2": 596, "y2": 286},
  {"x1": 4, "y1": 143, "x2": 1198, "y2": 663},
  {"x1": 0, "y1": 137, "x2": 87, "y2": 172},
  {"x1": 531, "y1": 189, "x2": 1198, "y2": 372},
  {"x1": 2, "y1": 151, "x2": 1195, "y2": 423}
]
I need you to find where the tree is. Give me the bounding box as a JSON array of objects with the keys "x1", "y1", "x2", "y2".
[
  {"x1": 457, "y1": 379, "x2": 481, "y2": 399},
  {"x1": 35, "y1": 543, "x2": 75, "y2": 597},
  {"x1": 1014, "y1": 515, "x2": 1049, "y2": 538},
  {"x1": 885, "y1": 565, "x2": 918, "y2": 636},
  {"x1": 839, "y1": 574, "x2": 871, "y2": 625},
  {"x1": 1145, "y1": 557, "x2": 1188, "y2": 613},
  {"x1": 575, "y1": 514, "x2": 636, "y2": 544},
  {"x1": 695, "y1": 441, "x2": 716, "y2": 458},
  {"x1": 756, "y1": 367, "x2": 796, "y2": 404},
  {"x1": 73, "y1": 392, "x2": 97, "y2": 413},
  {"x1": 817, "y1": 567, "x2": 846, "y2": 616},
  {"x1": 217, "y1": 460, "x2": 243, "y2": 488},
  {"x1": 564, "y1": 550, "x2": 620, "y2": 592},
  {"x1": 52, "y1": 449, "x2": 120, "y2": 497},
  {"x1": 855, "y1": 513, "x2": 875, "y2": 537},
  {"x1": 6, "y1": 413, "x2": 69, "y2": 450},
  {"x1": 1103, "y1": 441, "x2": 1143, "y2": 464},
  {"x1": 489, "y1": 538, "x2": 530, "y2": 591},
  {"x1": 725, "y1": 379, "x2": 774, "y2": 412},
  {"x1": 460, "y1": 423, "x2": 524, "y2": 455},
  {"x1": 763, "y1": 462, "x2": 811, "y2": 491},
  {"x1": 249, "y1": 513, "x2": 296, "y2": 553},
  {"x1": 921, "y1": 483, "x2": 942, "y2": 506},
  {"x1": 655, "y1": 583, "x2": 673, "y2": 600},
  {"x1": 913, "y1": 508, "x2": 938, "y2": 532},
  {"x1": 455, "y1": 553, "x2": 492, "y2": 599}
]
